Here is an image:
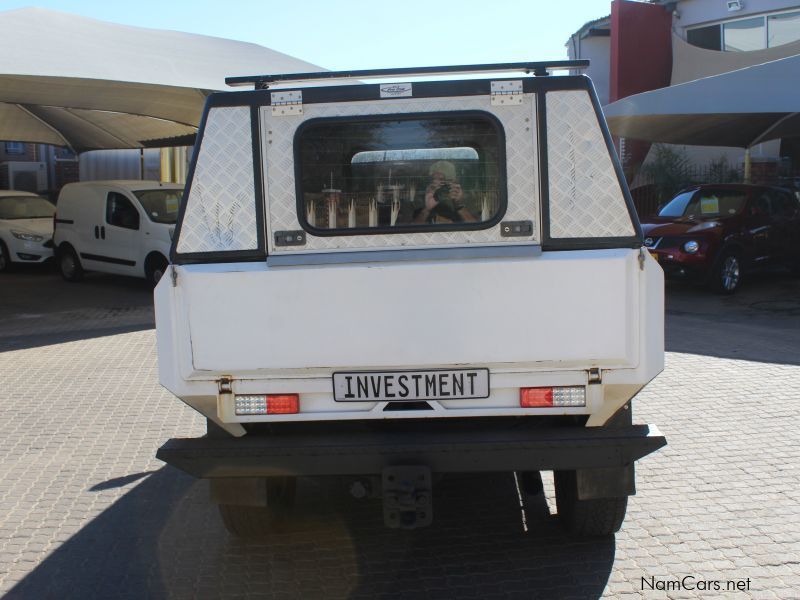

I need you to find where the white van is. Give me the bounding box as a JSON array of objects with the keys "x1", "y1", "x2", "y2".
[
  {"x1": 53, "y1": 180, "x2": 183, "y2": 285},
  {"x1": 155, "y1": 62, "x2": 666, "y2": 537}
]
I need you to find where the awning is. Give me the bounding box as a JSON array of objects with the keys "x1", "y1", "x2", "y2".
[
  {"x1": 603, "y1": 54, "x2": 800, "y2": 148},
  {"x1": 0, "y1": 7, "x2": 324, "y2": 151}
]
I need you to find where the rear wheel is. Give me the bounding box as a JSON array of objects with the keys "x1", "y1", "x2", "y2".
[
  {"x1": 58, "y1": 245, "x2": 83, "y2": 282},
  {"x1": 554, "y1": 470, "x2": 627, "y2": 537},
  {"x1": 218, "y1": 476, "x2": 297, "y2": 538},
  {"x1": 710, "y1": 251, "x2": 741, "y2": 294},
  {"x1": 0, "y1": 241, "x2": 10, "y2": 272}
]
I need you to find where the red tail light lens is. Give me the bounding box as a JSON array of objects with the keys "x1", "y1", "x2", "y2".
[
  {"x1": 266, "y1": 394, "x2": 299, "y2": 414},
  {"x1": 520, "y1": 387, "x2": 553, "y2": 407}
]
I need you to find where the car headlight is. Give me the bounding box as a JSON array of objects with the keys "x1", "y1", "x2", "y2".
[
  {"x1": 11, "y1": 230, "x2": 44, "y2": 242},
  {"x1": 683, "y1": 240, "x2": 700, "y2": 254}
]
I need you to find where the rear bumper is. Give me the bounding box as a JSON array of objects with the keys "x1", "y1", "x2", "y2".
[{"x1": 157, "y1": 421, "x2": 666, "y2": 479}]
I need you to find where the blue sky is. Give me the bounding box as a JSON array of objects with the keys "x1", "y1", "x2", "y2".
[{"x1": 1, "y1": 1, "x2": 610, "y2": 69}]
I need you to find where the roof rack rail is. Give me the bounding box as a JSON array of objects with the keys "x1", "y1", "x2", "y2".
[{"x1": 225, "y1": 60, "x2": 590, "y2": 89}]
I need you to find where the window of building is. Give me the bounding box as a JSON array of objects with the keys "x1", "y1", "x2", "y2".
[
  {"x1": 53, "y1": 147, "x2": 77, "y2": 161},
  {"x1": 688, "y1": 9, "x2": 800, "y2": 52},
  {"x1": 295, "y1": 112, "x2": 505, "y2": 235},
  {"x1": 687, "y1": 25, "x2": 722, "y2": 50},
  {"x1": 4, "y1": 142, "x2": 25, "y2": 155},
  {"x1": 768, "y1": 10, "x2": 800, "y2": 47},
  {"x1": 724, "y1": 17, "x2": 765, "y2": 51}
]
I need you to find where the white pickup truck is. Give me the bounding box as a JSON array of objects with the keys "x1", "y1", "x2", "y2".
[{"x1": 156, "y1": 61, "x2": 666, "y2": 537}]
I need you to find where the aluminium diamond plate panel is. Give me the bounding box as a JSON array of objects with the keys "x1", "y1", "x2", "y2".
[
  {"x1": 176, "y1": 107, "x2": 259, "y2": 254},
  {"x1": 262, "y1": 96, "x2": 539, "y2": 253},
  {"x1": 546, "y1": 91, "x2": 635, "y2": 239}
]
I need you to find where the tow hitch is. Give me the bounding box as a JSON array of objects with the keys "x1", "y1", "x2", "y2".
[{"x1": 382, "y1": 466, "x2": 433, "y2": 529}]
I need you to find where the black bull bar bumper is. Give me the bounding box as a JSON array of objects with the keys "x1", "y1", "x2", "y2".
[{"x1": 157, "y1": 423, "x2": 666, "y2": 480}]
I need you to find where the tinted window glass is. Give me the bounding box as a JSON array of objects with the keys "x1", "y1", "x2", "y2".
[
  {"x1": 106, "y1": 192, "x2": 140, "y2": 230},
  {"x1": 133, "y1": 188, "x2": 183, "y2": 224},
  {"x1": 658, "y1": 190, "x2": 696, "y2": 217},
  {"x1": 660, "y1": 189, "x2": 747, "y2": 218},
  {"x1": 0, "y1": 195, "x2": 54, "y2": 219},
  {"x1": 296, "y1": 113, "x2": 505, "y2": 234},
  {"x1": 687, "y1": 25, "x2": 722, "y2": 50},
  {"x1": 768, "y1": 10, "x2": 800, "y2": 47},
  {"x1": 770, "y1": 191, "x2": 799, "y2": 217},
  {"x1": 724, "y1": 17, "x2": 765, "y2": 51}
]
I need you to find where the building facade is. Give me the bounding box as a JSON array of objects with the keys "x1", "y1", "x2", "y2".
[{"x1": 568, "y1": 0, "x2": 800, "y2": 180}]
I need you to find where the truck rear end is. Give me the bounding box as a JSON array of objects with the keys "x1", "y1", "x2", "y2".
[{"x1": 155, "y1": 62, "x2": 665, "y2": 536}]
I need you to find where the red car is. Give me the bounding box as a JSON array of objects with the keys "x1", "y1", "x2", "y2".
[{"x1": 641, "y1": 184, "x2": 800, "y2": 293}]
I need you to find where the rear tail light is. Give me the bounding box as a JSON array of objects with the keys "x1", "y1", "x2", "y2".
[
  {"x1": 520, "y1": 386, "x2": 585, "y2": 408},
  {"x1": 235, "y1": 394, "x2": 299, "y2": 415}
]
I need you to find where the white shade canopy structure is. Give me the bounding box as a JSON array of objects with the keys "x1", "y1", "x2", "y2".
[
  {"x1": 603, "y1": 54, "x2": 800, "y2": 149},
  {"x1": 0, "y1": 7, "x2": 323, "y2": 152}
]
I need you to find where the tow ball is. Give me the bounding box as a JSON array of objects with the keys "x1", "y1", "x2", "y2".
[{"x1": 382, "y1": 466, "x2": 433, "y2": 529}]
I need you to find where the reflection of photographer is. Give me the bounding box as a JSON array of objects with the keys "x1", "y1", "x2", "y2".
[{"x1": 414, "y1": 160, "x2": 477, "y2": 223}]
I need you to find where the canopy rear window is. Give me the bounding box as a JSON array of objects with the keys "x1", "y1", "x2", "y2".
[{"x1": 294, "y1": 112, "x2": 506, "y2": 235}]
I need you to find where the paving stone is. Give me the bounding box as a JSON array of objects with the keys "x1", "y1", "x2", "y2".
[{"x1": 1, "y1": 271, "x2": 799, "y2": 598}]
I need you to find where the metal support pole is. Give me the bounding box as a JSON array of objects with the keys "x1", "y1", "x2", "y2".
[{"x1": 744, "y1": 148, "x2": 751, "y2": 183}]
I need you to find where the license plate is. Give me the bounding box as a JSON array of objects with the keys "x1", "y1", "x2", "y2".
[{"x1": 333, "y1": 369, "x2": 490, "y2": 402}]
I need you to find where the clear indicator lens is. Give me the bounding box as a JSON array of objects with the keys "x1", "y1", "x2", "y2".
[{"x1": 235, "y1": 394, "x2": 267, "y2": 415}]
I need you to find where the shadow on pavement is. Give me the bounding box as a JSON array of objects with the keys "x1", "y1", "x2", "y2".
[
  {"x1": 0, "y1": 269, "x2": 155, "y2": 353},
  {"x1": 89, "y1": 471, "x2": 156, "y2": 492},
  {"x1": 665, "y1": 272, "x2": 800, "y2": 366},
  {"x1": 6, "y1": 468, "x2": 615, "y2": 599}
]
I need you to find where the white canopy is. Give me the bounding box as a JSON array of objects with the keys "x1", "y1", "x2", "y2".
[
  {"x1": 0, "y1": 7, "x2": 323, "y2": 151},
  {"x1": 603, "y1": 54, "x2": 800, "y2": 148}
]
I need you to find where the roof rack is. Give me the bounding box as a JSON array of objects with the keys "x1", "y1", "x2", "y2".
[{"x1": 225, "y1": 60, "x2": 590, "y2": 89}]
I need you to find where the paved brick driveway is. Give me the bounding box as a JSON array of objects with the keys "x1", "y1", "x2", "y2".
[{"x1": 0, "y1": 268, "x2": 798, "y2": 599}]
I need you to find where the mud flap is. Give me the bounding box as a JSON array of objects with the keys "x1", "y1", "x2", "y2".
[
  {"x1": 383, "y1": 466, "x2": 433, "y2": 529},
  {"x1": 576, "y1": 464, "x2": 635, "y2": 500}
]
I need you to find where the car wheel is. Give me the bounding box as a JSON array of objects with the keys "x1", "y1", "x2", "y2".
[
  {"x1": 0, "y1": 241, "x2": 10, "y2": 273},
  {"x1": 145, "y1": 254, "x2": 169, "y2": 287},
  {"x1": 58, "y1": 245, "x2": 83, "y2": 282},
  {"x1": 710, "y1": 251, "x2": 742, "y2": 294},
  {"x1": 554, "y1": 470, "x2": 628, "y2": 537},
  {"x1": 217, "y1": 476, "x2": 296, "y2": 538}
]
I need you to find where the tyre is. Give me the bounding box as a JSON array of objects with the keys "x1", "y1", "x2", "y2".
[
  {"x1": 145, "y1": 254, "x2": 169, "y2": 287},
  {"x1": 58, "y1": 245, "x2": 83, "y2": 282},
  {"x1": 0, "y1": 241, "x2": 10, "y2": 272},
  {"x1": 218, "y1": 476, "x2": 296, "y2": 538},
  {"x1": 709, "y1": 251, "x2": 741, "y2": 294},
  {"x1": 554, "y1": 470, "x2": 627, "y2": 537}
]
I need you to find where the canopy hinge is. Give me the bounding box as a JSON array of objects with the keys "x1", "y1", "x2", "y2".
[
  {"x1": 491, "y1": 80, "x2": 523, "y2": 106},
  {"x1": 271, "y1": 90, "x2": 303, "y2": 116},
  {"x1": 218, "y1": 376, "x2": 233, "y2": 395},
  {"x1": 588, "y1": 368, "x2": 602, "y2": 384}
]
